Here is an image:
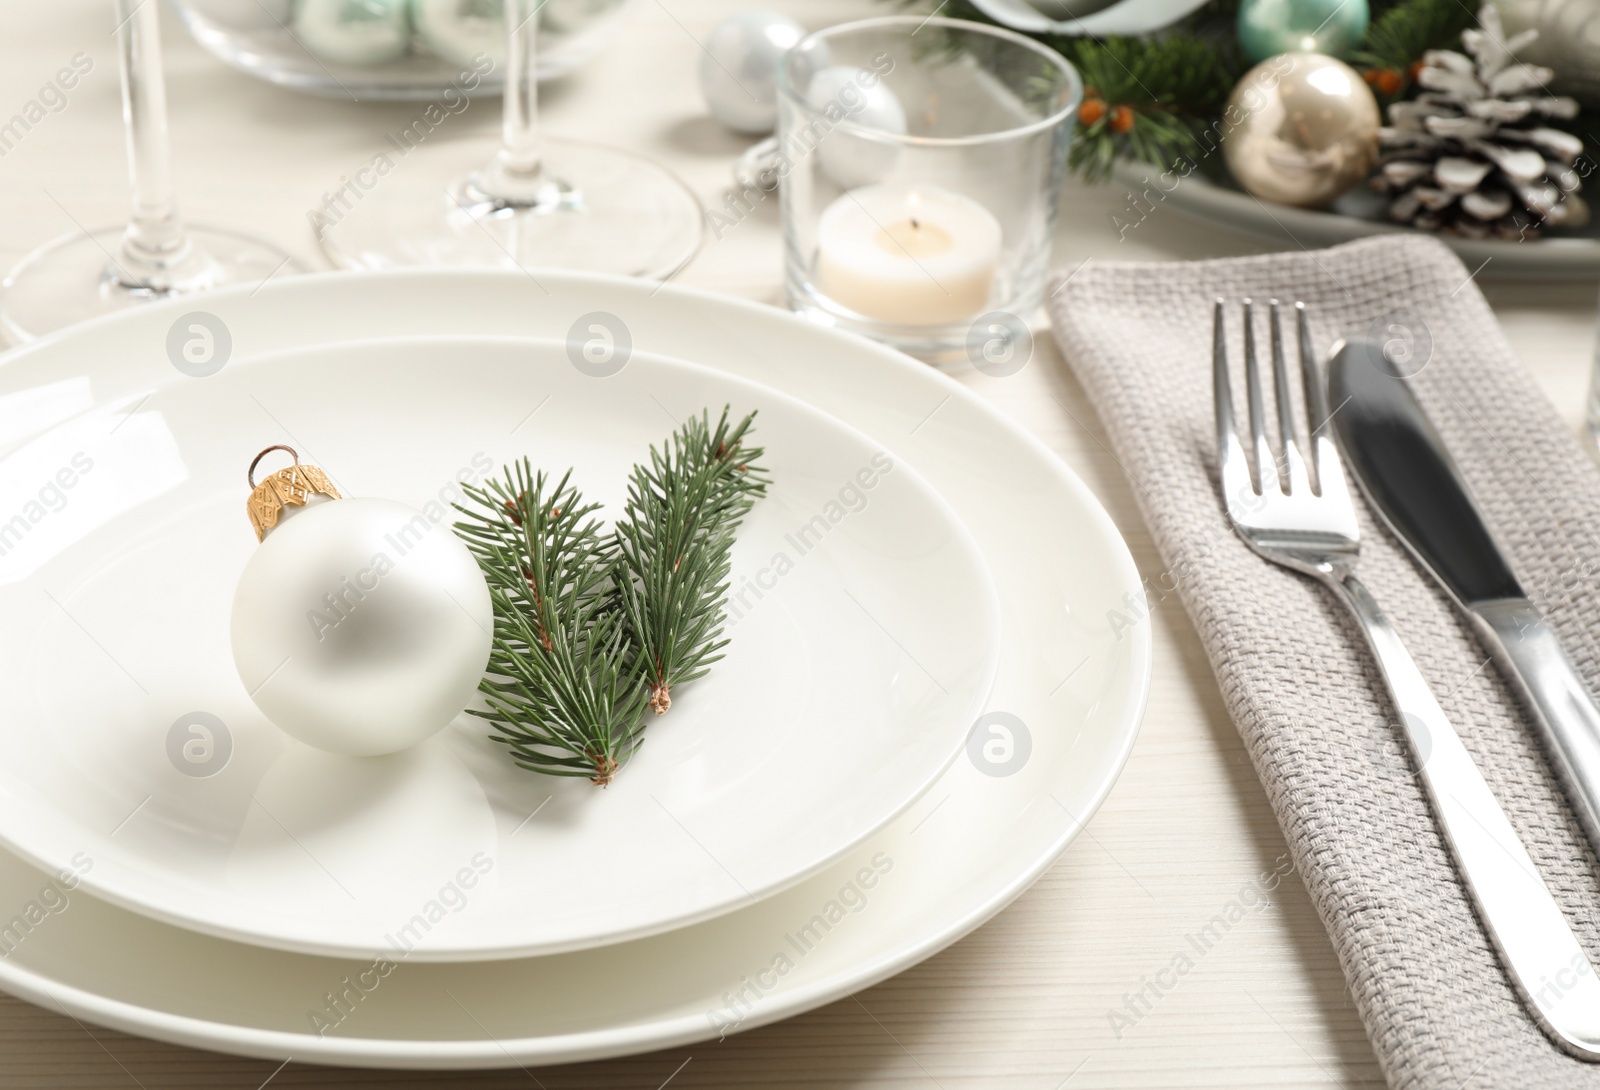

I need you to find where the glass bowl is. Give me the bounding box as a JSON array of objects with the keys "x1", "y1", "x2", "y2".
[{"x1": 170, "y1": 0, "x2": 631, "y2": 100}]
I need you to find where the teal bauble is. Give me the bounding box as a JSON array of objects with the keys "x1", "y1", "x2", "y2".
[
  {"x1": 412, "y1": 0, "x2": 506, "y2": 69},
  {"x1": 1237, "y1": 0, "x2": 1370, "y2": 63},
  {"x1": 291, "y1": 0, "x2": 411, "y2": 67}
]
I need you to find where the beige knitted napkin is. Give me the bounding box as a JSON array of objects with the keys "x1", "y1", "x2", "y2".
[{"x1": 1049, "y1": 234, "x2": 1600, "y2": 1088}]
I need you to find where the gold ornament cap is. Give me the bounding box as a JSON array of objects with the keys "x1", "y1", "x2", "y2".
[{"x1": 246, "y1": 445, "x2": 341, "y2": 542}]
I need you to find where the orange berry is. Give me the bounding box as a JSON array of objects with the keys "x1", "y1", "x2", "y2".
[
  {"x1": 1109, "y1": 105, "x2": 1135, "y2": 134},
  {"x1": 1078, "y1": 98, "x2": 1106, "y2": 126},
  {"x1": 1407, "y1": 59, "x2": 1425, "y2": 81},
  {"x1": 1375, "y1": 69, "x2": 1402, "y2": 95}
]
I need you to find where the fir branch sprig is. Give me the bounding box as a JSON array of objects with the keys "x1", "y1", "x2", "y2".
[
  {"x1": 613, "y1": 409, "x2": 769, "y2": 716},
  {"x1": 455, "y1": 462, "x2": 648, "y2": 786},
  {"x1": 902, "y1": 0, "x2": 1245, "y2": 181},
  {"x1": 453, "y1": 409, "x2": 769, "y2": 786},
  {"x1": 1352, "y1": 0, "x2": 1476, "y2": 78},
  {"x1": 1349, "y1": 0, "x2": 1478, "y2": 107},
  {"x1": 1057, "y1": 32, "x2": 1247, "y2": 181}
]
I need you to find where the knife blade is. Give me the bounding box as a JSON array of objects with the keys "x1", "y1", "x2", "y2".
[{"x1": 1329, "y1": 337, "x2": 1600, "y2": 858}]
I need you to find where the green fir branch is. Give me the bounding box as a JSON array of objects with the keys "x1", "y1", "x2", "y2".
[
  {"x1": 899, "y1": 0, "x2": 1245, "y2": 180},
  {"x1": 453, "y1": 410, "x2": 769, "y2": 786},
  {"x1": 613, "y1": 408, "x2": 770, "y2": 715},
  {"x1": 1352, "y1": 0, "x2": 1476, "y2": 73},
  {"x1": 455, "y1": 463, "x2": 647, "y2": 786},
  {"x1": 1059, "y1": 33, "x2": 1246, "y2": 180}
]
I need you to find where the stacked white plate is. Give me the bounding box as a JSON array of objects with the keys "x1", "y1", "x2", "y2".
[{"x1": 0, "y1": 270, "x2": 1149, "y2": 1068}]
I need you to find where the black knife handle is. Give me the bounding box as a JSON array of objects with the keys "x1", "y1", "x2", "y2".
[{"x1": 1328, "y1": 339, "x2": 1524, "y2": 606}]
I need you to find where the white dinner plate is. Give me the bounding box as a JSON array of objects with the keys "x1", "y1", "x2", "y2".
[
  {"x1": 0, "y1": 270, "x2": 1150, "y2": 1067},
  {"x1": 0, "y1": 335, "x2": 999, "y2": 960}
]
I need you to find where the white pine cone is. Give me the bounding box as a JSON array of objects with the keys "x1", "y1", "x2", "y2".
[{"x1": 1372, "y1": 4, "x2": 1587, "y2": 238}]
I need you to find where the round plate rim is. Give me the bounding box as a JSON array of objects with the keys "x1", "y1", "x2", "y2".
[
  {"x1": 0, "y1": 333, "x2": 1003, "y2": 962},
  {"x1": 0, "y1": 267, "x2": 1152, "y2": 1068}
]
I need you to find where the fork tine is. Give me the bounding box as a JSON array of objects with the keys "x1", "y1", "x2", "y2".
[
  {"x1": 1292, "y1": 301, "x2": 1350, "y2": 501},
  {"x1": 1217, "y1": 297, "x2": 1361, "y2": 567},
  {"x1": 1269, "y1": 300, "x2": 1312, "y2": 496},
  {"x1": 1241, "y1": 300, "x2": 1280, "y2": 495},
  {"x1": 1297, "y1": 301, "x2": 1332, "y2": 440},
  {"x1": 1213, "y1": 299, "x2": 1254, "y2": 508},
  {"x1": 1213, "y1": 299, "x2": 1233, "y2": 445}
]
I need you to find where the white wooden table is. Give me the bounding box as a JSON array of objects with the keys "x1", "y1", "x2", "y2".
[{"x1": 0, "y1": 2, "x2": 1594, "y2": 1085}]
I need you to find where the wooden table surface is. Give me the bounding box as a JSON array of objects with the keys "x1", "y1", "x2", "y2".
[{"x1": 0, "y1": 1, "x2": 1595, "y2": 1086}]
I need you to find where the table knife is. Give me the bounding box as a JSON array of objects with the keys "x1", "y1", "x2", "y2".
[{"x1": 1329, "y1": 337, "x2": 1600, "y2": 858}]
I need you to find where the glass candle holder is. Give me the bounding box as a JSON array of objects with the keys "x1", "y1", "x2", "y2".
[{"x1": 777, "y1": 16, "x2": 1080, "y2": 365}]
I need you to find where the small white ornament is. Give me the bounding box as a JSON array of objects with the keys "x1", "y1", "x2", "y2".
[
  {"x1": 411, "y1": 0, "x2": 505, "y2": 68},
  {"x1": 292, "y1": 0, "x2": 412, "y2": 67},
  {"x1": 231, "y1": 450, "x2": 492, "y2": 757},
  {"x1": 699, "y1": 11, "x2": 807, "y2": 134},
  {"x1": 805, "y1": 65, "x2": 907, "y2": 190},
  {"x1": 968, "y1": 0, "x2": 1211, "y2": 35}
]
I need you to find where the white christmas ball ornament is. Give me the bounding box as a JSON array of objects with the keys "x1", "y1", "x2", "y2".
[
  {"x1": 805, "y1": 65, "x2": 907, "y2": 189},
  {"x1": 968, "y1": 0, "x2": 1212, "y2": 35},
  {"x1": 292, "y1": 0, "x2": 412, "y2": 67},
  {"x1": 698, "y1": 12, "x2": 807, "y2": 134},
  {"x1": 231, "y1": 450, "x2": 492, "y2": 757},
  {"x1": 412, "y1": 0, "x2": 506, "y2": 69}
]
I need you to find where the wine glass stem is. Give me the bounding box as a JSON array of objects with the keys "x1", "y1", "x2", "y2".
[
  {"x1": 115, "y1": 0, "x2": 192, "y2": 284},
  {"x1": 498, "y1": 0, "x2": 542, "y2": 181}
]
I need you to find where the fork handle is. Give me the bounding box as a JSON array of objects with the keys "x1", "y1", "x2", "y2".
[{"x1": 1331, "y1": 568, "x2": 1600, "y2": 1060}]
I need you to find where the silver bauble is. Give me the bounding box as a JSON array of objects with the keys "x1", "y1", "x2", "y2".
[
  {"x1": 1222, "y1": 54, "x2": 1380, "y2": 208},
  {"x1": 698, "y1": 11, "x2": 807, "y2": 134},
  {"x1": 232, "y1": 495, "x2": 492, "y2": 757},
  {"x1": 805, "y1": 65, "x2": 907, "y2": 190}
]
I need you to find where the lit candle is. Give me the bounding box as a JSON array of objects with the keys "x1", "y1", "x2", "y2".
[{"x1": 813, "y1": 185, "x2": 1002, "y2": 328}]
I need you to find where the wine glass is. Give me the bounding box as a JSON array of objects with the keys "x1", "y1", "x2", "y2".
[
  {"x1": 315, "y1": 0, "x2": 703, "y2": 280},
  {"x1": 0, "y1": 0, "x2": 307, "y2": 346}
]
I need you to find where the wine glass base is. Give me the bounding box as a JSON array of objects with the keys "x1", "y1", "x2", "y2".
[
  {"x1": 459, "y1": 172, "x2": 580, "y2": 217},
  {"x1": 0, "y1": 225, "x2": 306, "y2": 345},
  {"x1": 316, "y1": 135, "x2": 705, "y2": 281}
]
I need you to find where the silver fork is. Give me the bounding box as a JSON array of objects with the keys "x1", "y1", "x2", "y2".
[{"x1": 1215, "y1": 298, "x2": 1600, "y2": 1061}]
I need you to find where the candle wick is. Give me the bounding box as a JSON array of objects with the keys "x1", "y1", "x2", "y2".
[{"x1": 910, "y1": 217, "x2": 920, "y2": 230}]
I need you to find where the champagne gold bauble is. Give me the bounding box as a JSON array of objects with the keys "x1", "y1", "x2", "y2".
[{"x1": 1222, "y1": 54, "x2": 1381, "y2": 208}]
